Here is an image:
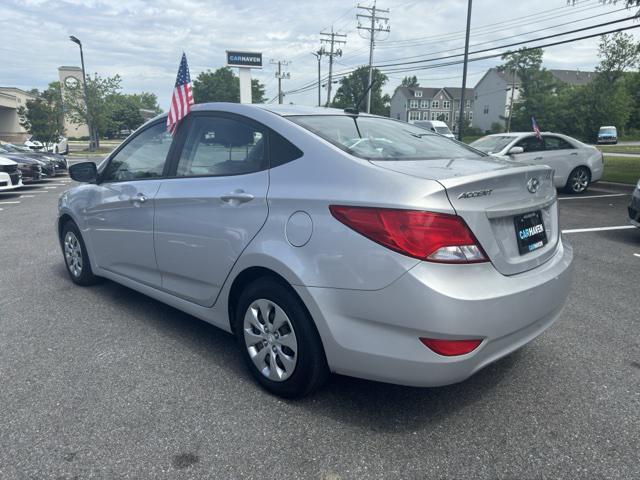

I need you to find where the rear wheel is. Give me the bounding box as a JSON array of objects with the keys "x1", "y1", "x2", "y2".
[
  {"x1": 235, "y1": 278, "x2": 329, "y2": 398},
  {"x1": 565, "y1": 166, "x2": 590, "y2": 194},
  {"x1": 61, "y1": 221, "x2": 100, "y2": 286}
]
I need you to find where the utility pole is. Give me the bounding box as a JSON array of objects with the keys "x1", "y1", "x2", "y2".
[
  {"x1": 506, "y1": 67, "x2": 517, "y2": 133},
  {"x1": 311, "y1": 48, "x2": 325, "y2": 107},
  {"x1": 320, "y1": 29, "x2": 346, "y2": 107},
  {"x1": 357, "y1": 1, "x2": 390, "y2": 113},
  {"x1": 457, "y1": 0, "x2": 472, "y2": 141},
  {"x1": 271, "y1": 59, "x2": 290, "y2": 104}
]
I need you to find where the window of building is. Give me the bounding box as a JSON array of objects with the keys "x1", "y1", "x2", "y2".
[
  {"x1": 431, "y1": 112, "x2": 437, "y2": 120},
  {"x1": 414, "y1": 91, "x2": 422, "y2": 97},
  {"x1": 409, "y1": 99, "x2": 418, "y2": 109},
  {"x1": 443, "y1": 112, "x2": 450, "y2": 122},
  {"x1": 455, "y1": 111, "x2": 460, "y2": 121},
  {"x1": 420, "y1": 100, "x2": 429, "y2": 109},
  {"x1": 443, "y1": 100, "x2": 451, "y2": 109},
  {"x1": 422, "y1": 111, "x2": 430, "y2": 120},
  {"x1": 466, "y1": 99, "x2": 471, "y2": 108},
  {"x1": 432, "y1": 100, "x2": 439, "y2": 109},
  {"x1": 468, "y1": 111, "x2": 473, "y2": 121},
  {"x1": 408, "y1": 111, "x2": 420, "y2": 121},
  {"x1": 483, "y1": 105, "x2": 489, "y2": 115}
]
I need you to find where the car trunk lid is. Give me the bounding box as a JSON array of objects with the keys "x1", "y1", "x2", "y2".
[{"x1": 370, "y1": 158, "x2": 559, "y2": 275}]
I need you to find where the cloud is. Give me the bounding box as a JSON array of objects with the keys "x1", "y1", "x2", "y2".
[{"x1": 1, "y1": 0, "x2": 638, "y2": 108}]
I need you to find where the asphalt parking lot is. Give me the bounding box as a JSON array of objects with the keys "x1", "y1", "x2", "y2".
[{"x1": 1, "y1": 174, "x2": 638, "y2": 479}]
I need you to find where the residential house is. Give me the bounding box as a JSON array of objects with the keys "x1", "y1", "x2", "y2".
[
  {"x1": 472, "y1": 67, "x2": 597, "y2": 133},
  {"x1": 390, "y1": 86, "x2": 474, "y2": 132}
]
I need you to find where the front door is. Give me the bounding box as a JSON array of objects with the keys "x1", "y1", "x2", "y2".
[
  {"x1": 154, "y1": 113, "x2": 270, "y2": 307},
  {"x1": 84, "y1": 122, "x2": 174, "y2": 287}
]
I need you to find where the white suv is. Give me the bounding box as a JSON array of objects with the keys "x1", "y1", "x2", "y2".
[{"x1": 0, "y1": 157, "x2": 22, "y2": 191}]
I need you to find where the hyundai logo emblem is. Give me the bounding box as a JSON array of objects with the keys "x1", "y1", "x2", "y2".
[{"x1": 527, "y1": 177, "x2": 540, "y2": 194}]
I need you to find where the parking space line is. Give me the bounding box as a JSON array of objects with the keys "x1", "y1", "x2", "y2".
[
  {"x1": 562, "y1": 225, "x2": 636, "y2": 234},
  {"x1": 558, "y1": 194, "x2": 628, "y2": 201},
  {"x1": 44, "y1": 187, "x2": 57, "y2": 189},
  {"x1": 41, "y1": 183, "x2": 68, "y2": 186},
  {"x1": 0, "y1": 201, "x2": 20, "y2": 205},
  {"x1": 19, "y1": 195, "x2": 35, "y2": 198}
]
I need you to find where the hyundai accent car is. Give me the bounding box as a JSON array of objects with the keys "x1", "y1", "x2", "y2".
[
  {"x1": 470, "y1": 132, "x2": 603, "y2": 194},
  {"x1": 58, "y1": 104, "x2": 574, "y2": 397}
]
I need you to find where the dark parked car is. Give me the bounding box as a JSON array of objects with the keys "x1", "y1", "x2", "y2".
[
  {"x1": 629, "y1": 179, "x2": 640, "y2": 228},
  {"x1": 0, "y1": 143, "x2": 65, "y2": 175},
  {"x1": 0, "y1": 148, "x2": 43, "y2": 182}
]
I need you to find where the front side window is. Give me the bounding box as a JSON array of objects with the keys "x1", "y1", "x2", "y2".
[
  {"x1": 102, "y1": 122, "x2": 172, "y2": 182},
  {"x1": 516, "y1": 136, "x2": 545, "y2": 153},
  {"x1": 176, "y1": 116, "x2": 265, "y2": 177},
  {"x1": 289, "y1": 115, "x2": 484, "y2": 161}
]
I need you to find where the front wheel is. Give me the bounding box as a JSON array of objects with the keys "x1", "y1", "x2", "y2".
[
  {"x1": 61, "y1": 221, "x2": 101, "y2": 286},
  {"x1": 235, "y1": 278, "x2": 329, "y2": 398},
  {"x1": 565, "y1": 167, "x2": 591, "y2": 194}
]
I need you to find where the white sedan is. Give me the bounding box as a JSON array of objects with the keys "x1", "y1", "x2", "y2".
[
  {"x1": 0, "y1": 157, "x2": 22, "y2": 191},
  {"x1": 470, "y1": 132, "x2": 604, "y2": 194}
]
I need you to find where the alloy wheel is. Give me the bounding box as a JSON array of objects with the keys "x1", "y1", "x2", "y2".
[
  {"x1": 243, "y1": 299, "x2": 298, "y2": 382},
  {"x1": 570, "y1": 168, "x2": 589, "y2": 193},
  {"x1": 64, "y1": 231, "x2": 83, "y2": 278}
]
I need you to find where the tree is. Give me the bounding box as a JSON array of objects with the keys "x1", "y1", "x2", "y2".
[
  {"x1": 401, "y1": 75, "x2": 419, "y2": 87},
  {"x1": 330, "y1": 66, "x2": 391, "y2": 116},
  {"x1": 129, "y1": 92, "x2": 162, "y2": 113},
  {"x1": 17, "y1": 82, "x2": 64, "y2": 146},
  {"x1": 64, "y1": 73, "x2": 122, "y2": 147},
  {"x1": 569, "y1": 1, "x2": 640, "y2": 14},
  {"x1": 192, "y1": 67, "x2": 266, "y2": 104},
  {"x1": 499, "y1": 48, "x2": 563, "y2": 132},
  {"x1": 595, "y1": 32, "x2": 640, "y2": 84}
]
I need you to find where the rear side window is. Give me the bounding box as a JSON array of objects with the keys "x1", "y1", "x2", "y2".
[
  {"x1": 544, "y1": 136, "x2": 573, "y2": 151},
  {"x1": 176, "y1": 116, "x2": 266, "y2": 177},
  {"x1": 269, "y1": 132, "x2": 303, "y2": 168}
]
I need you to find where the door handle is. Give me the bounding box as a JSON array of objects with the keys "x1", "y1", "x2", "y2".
[
  {"x1": 220, "y1": 190, "x2": 254, "y2": 204},
  {"x1": 533, "y1": 157, "x2": 543, "y2": 161},
  {"x1": 129, "y1": 193, "x2": 148, "y2": 204},
  {"x1": 570, "y1": 152, "x2": 578, "y2": 156}
]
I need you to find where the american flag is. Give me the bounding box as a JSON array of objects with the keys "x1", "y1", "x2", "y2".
[
  {"x1": 531, "y1": 116, "x2": 542, "y2": 140},
  {"x1": 167, "y1": 53, "x2": 194, "y2": 135}
]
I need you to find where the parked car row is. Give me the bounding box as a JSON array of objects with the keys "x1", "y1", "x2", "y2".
[
  {"x1": 0, "y1": 142, "x2": 67, "y2": 190},
  {"x1": 24, "y1": 136, "x2": 69, "y2": 155}
]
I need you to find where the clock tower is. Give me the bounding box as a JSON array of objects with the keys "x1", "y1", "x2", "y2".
[{"x1": 58, "y1": 66, "x2": 90, "y2": 138}]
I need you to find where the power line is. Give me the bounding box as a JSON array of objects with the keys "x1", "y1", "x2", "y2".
[
  {"x1": 320, "y1": 28, "x2": 347, "y2": 106},
  {"x1": 270, "y1": 59, "x2": 291, "y2": 104},
  {"x1": 357, "y1": 1, "x2": 390, "y2": 112},
  {"x1": 282, "y1": 21, "x2": 640, "y2": 97}
]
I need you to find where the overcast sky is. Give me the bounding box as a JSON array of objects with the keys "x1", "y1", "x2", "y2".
[{"x1": 1, "y1": 0, "x2": 638, "y2": 109}]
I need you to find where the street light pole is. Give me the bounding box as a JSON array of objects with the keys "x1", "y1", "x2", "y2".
[
  {"x1": 311, "y1": 48, "x2": 324, "y2": 107},
  {"x1": 69, "y1": 35, "x2": 95, "y2": 151},
  {"x1": 457, "y1": 0, "x2": 472, "y2": 141}
]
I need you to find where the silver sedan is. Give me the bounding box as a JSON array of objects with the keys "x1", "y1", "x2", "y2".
[
  {"x1": 470, "y1": 132, "x2": 604, "y2": 194},
  {"x1": 58, "y1": 104, "x2": 573, "y2": 397}
]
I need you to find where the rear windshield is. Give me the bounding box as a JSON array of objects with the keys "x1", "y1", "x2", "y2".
[
  {"x1": 289, "y1": 115, "x2": 483, "y2": 161},
  {"x1": 470, "y1": 135, "x2": 514, "y2": 154}
]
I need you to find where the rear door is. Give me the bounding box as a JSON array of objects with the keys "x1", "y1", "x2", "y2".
[
  {"x1": 541, "y1": 135, "x2": 577, "y2": 186},
  {"x1": 153, "y1": 113, "x2": 270, "y2": 307}
]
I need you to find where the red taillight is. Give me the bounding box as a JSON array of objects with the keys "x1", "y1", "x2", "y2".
[
  {"x1": 419, "y1": 338, "x2": 482, "y2": 356},
  {"x1": 329, "y1": 205, "x2": 487, "y2": 263}
]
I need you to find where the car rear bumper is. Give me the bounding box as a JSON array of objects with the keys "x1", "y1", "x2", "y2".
[{"x1": 296, "y1": 239, "x2": 574, "y2": 387}]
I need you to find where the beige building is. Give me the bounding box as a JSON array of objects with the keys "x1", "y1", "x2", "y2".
[
  {"x1": 0, "y1": 87, "x2": 38, "y2": 142},
  {"x1": 58, "y1": 66, "x2": 90, "y2": 138}
]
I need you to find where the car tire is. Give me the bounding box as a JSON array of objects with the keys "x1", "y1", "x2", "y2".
[
  {"x1": 61, "y1": 221, "x2": 101, "y2": 286},
  {"x1": 564, "y1": 166, "x2": 591, "y2": 194},
  {"x1": 234, "y1": 277, "x2": 329, "y2": 398},
  {"x1": 55, "y1": 146, "x2": 59, "y2": 154}
]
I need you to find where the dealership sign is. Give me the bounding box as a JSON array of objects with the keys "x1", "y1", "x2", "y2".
[{"x1": 226, "y1": 51, "x2": 262, "y2": 69}]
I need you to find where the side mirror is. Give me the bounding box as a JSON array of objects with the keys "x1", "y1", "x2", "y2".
[
  {"x1": 508, "y1": 146, "x2": 524, "y2": 155},
  {"x1": 69, "y1": 161, "x2": 98, "y2": 183}
]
